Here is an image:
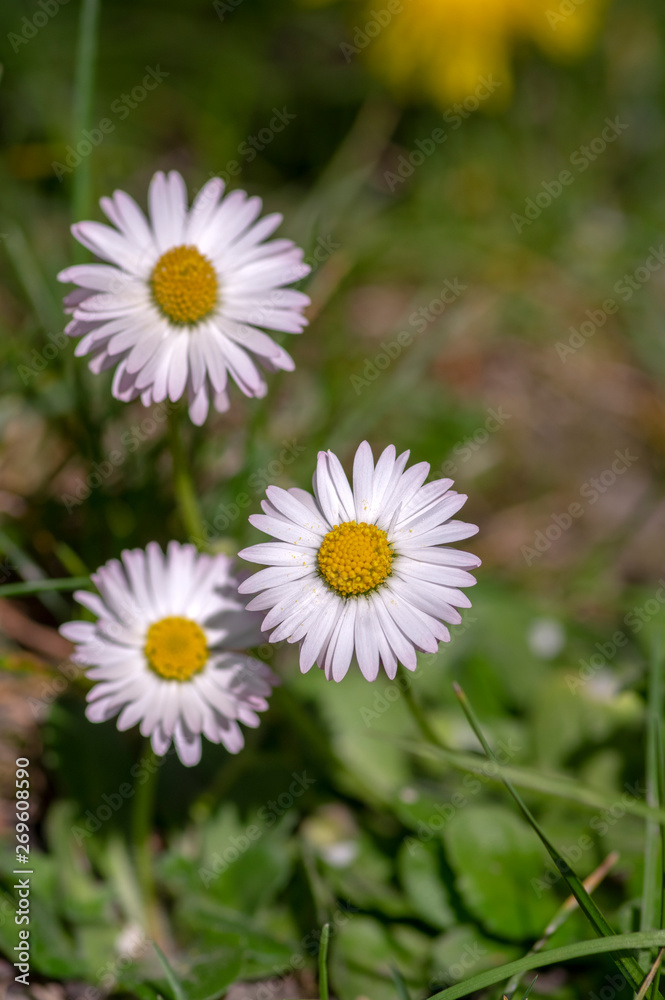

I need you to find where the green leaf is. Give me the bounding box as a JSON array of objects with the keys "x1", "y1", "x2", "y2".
[
  {"x1": 0, "y1": 860, "x2": 87, "y2": 979},
  {"x1": 430, "y1": 925, "x2": 520, "y2": 992},
  {"x1": 180, "y1": 949, "x2": 244, "y2": 1000},
  {"x1": 426, "y1": 931, "x2": 665, "y2": 1000},
  {"x1": 298, "y1": 667, "x2": 411, "y2": 797},
  {"x1": 331, "y1": 917, "x2": 431, "y2": 1000},
  {"x1": 443, "y1": 805, "x2": 553, "y2": 940},
  {"x1": 398, "y1": 839, "x2": 455, "y2": 930},
  {"x1": 174, "y1": 896, "x2": 296, "y2": 978},
  {"x1": 316, "y1": 830, "x2": 408, "y2": 918},
  {"x1": 45, "y1": 801, "x2": 112, "y2": 922},
  {"x1": 173, "y1": 802, "x2": 295, "y2": 914}
]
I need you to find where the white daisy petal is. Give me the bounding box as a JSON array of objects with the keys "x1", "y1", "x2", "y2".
[
  {"x1": 173, "y1": 719, "x2": 202, "y2": 768},
  {"x1": 240, "y1": 441, "x2": 479, "y2": 681},
  {"x1": 151, "y1": 723, "x2": 172, "y2": 756},
  {"x1": 354, "y1": 598, "x2": 380, "y2": 682},
  {"x1": 60, "y1": 543, "x2": 278, "y2": 766}
]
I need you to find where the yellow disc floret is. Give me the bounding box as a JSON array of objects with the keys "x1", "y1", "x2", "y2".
[
  {"x1": 317, "y1": 521, "x2": 393, "y2": 598},
  {"x1": 144, "y1": 616, "x2": 208, "y2": 681},
  {"x1": 150, "y1": 244, "x2": 218, "y2": 325}
]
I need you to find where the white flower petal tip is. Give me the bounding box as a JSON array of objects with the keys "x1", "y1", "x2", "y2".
[
  {"x1": 240, "y1": 441, "x2": 480, "y2": 682},
  {"x1": 59, "y1": 541, "x2": 278, "y2": 767},
  {"x1": 60, "y1": 170, "x2": 311, "y2": 424}
]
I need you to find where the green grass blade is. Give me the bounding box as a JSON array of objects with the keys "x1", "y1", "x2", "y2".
[
  {"x1": 152, "y1": 943, "x2": 188, "y2": 1000},
  {"x1": 388, "y1": 736, "x2": 665, "y2": 826},
  {"x1": 520, "y1": 975, "x2": 538, "y2": 998},
  {"x1": 641, "y1": 639, "x2": 664, "y2": 970},
  {"x1": 656, "y1": 723, "x2": 665, "y2": 1000},
  {"x1": 0, "y1": 529, "x2": 73, "y2": 618},
  {"x1": 453, "y1": 683, "x2": 645, "y2": 992},
  {"x1": 428, "y1": 931, "x2": 665, "y2": 1000},
  {"x1": 0, "y1": 577, "x2": 91, "y2": 599},
  {"x1": 318, "y1": 922, "x2": 330, "y2": 1000},
  {"x1": 1, "y1": 221, "x2": 63, "y2": 331},
  {"x1": 504, "y1": 851, "x2": 619, "y2": 997},
  {"x1": 390, "y1": 965, "x2": 412, "y2": 1000}
]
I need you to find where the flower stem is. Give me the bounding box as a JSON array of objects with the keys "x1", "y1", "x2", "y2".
[
  {"x1": 131, "y1": 741, "x2": 161, "y2": 937},
  {"x1": 167, "y1": 409, "x2": 205, "y2": 546},
  {"x1": 318, "y1": 923, "x2": 330, "y2": 1000},
  {"x1": 400, "y1": 671, "x2": 444, "y2": 747},
  {"x1": 72, "y1": 0, "x2": 101, "y2": 234}
]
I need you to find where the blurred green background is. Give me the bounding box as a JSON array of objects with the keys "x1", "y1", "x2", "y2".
[{"x1": 1, "y1": 0, "x2": 665, "y2": 997}]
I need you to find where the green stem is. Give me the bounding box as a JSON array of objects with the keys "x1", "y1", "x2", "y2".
[
  {"x1": 131, "y1": 741, "x2": 161, "y2": 936},
  {"x1": 72, "y1": 0, "x2": 101, "y2": 232},
  {"x1": 400, "y1": 672, "x2": 445, "y2": 748},
  {"x1": 167, "y1": 409, "x2": 205, "y2": 545},
  {"x1": 0, "y1": 576, "x2": 91, "y2": 599},
  {"x1": 318, "y1": 923, "x2": 330, "y2": 1000},
  {"x1": 68, "y1": 0, "x2": 101, "y2": 440}
]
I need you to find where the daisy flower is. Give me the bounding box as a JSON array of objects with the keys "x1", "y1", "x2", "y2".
[
  {"x1": 60, "y1": 541, "x2": 278, "y2": 766},
  {"x1": 238, "y1": 441, "x2": 480, "y2": 682},
  {"x1": 58, "y1": 170, "x2": 311, "y2": 425}
]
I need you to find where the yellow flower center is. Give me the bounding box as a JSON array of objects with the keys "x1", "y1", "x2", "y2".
[
  {"x1": 150, "y1": 244, "x2": 218, "y2": 325},
  {"x1": 144, "y1": 616, "x2": 208, "y2": 681},
  {"x1": 317, "y1": 520, "x2": 393, "y2": 598}
]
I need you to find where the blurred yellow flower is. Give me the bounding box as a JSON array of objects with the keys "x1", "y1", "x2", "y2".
[{"x1": 336, "y1": 0, "x2": 607, "y2": 106}]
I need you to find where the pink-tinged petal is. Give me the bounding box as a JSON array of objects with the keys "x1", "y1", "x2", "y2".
[{"x1": 188, "y1": 382, "x2": 210, "y2": 426}]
